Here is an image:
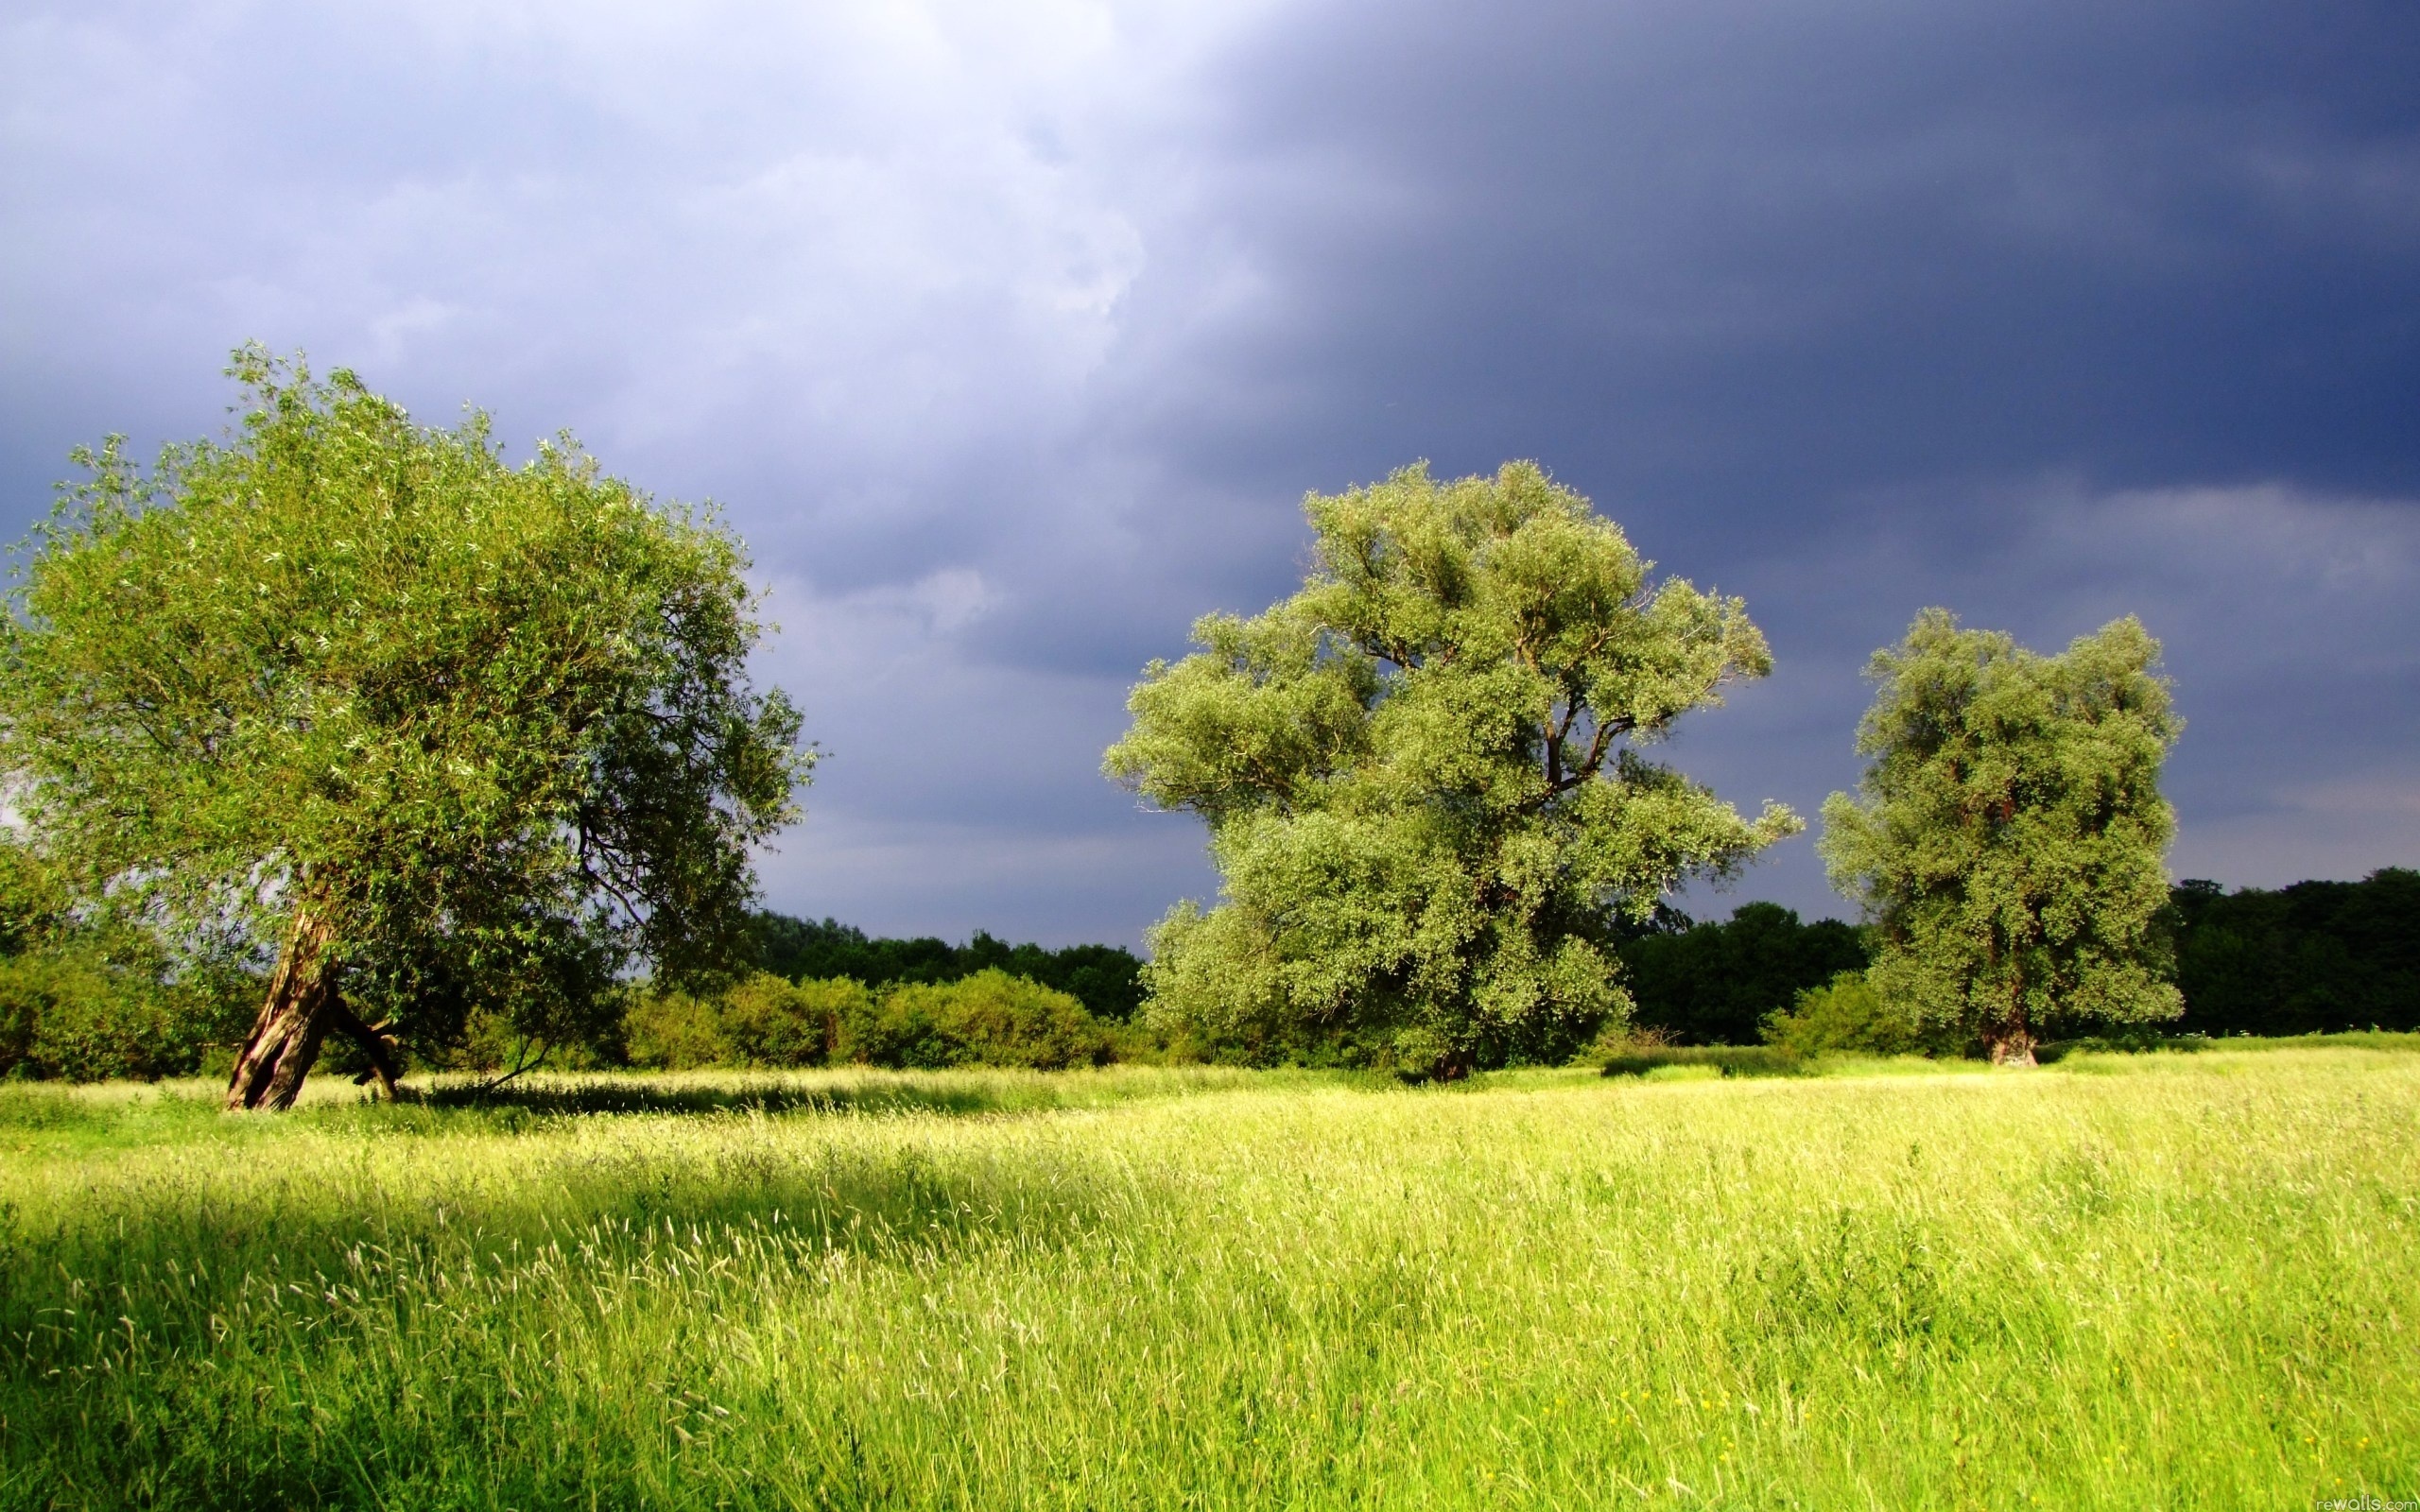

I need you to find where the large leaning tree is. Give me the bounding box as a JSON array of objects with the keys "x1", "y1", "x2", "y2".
[
  {"x1": 1820, "y1": 609, "x2": 2182, "y2": 1065},
  {"x1": 0, "y1": 350, "x2": 812, "y2": 1108},
  {"x1": 1105, "y1": 461, "x2": 1799, "y2": 1076}
]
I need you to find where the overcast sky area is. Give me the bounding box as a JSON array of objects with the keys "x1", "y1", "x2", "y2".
[{"x1": 6, "y1": 0, "x2": 2417, "y2": 947}]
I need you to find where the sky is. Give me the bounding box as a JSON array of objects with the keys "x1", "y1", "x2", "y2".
[{"x1": 5, "y1": 0, "x2": 2417, "y2": 948}]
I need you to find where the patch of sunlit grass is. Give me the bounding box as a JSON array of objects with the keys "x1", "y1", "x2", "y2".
[{"x1": 2, "y1": 1050, "x2": 2412, "y2": 1508}]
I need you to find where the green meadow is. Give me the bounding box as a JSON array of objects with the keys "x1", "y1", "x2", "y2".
[{"x1": 4, "y1": 1045, "x2": 2414, "y2": 1509}]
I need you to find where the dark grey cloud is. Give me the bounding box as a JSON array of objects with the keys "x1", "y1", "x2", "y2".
[{"x1": 5, "y1": 0, "x2": 2415, "y2": 944}]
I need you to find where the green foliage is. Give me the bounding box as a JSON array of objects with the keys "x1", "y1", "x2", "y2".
[
  {"x1": 624, "y1": 975, "x2": 867, "y2": 1071},
  {"x1": 621, "y1": 989, "x2": 733, "y2": 1072},
  {"x1": 1761, "y1": 970, "x2": 1967, "y2": 1057},
  {"x1": 0, "y1": 946, "x2": 190, "y2": 1081},
  {"x1": 1821, "y1": 610, "x2": 2183, "y2": 1060},
  {"x1": 0, "y1": 840, "x2": 251, "y2": 1081},
  {"x1": 0, "y1": 841, "x2": 68, "y2": 957},
  {"x1": 1106, "y1": 461, "x2": 1798, "y2": 1075},
  {"x1": 723, "y1": 973, "x2": 859, "y2": 1066},
  {"x1": 2168, "y1": 869, "x2": 2420, "y2": 1035},
  {"x1": 621, "y1": 971, "x2": 1103, "y2": 1072},
  {"x1": 841, "y1": 970, "x2": 1111, "y2": 1071},
  {"x1": 750, "y1": 914, "x2": 1145, "y2": 1022},
  {"x1": 1618, "y1": 901, "x2": 1870, "y2": 1044},
  {"x1": 0, "y1": 350, "x2": 810, "y2": 1080}
]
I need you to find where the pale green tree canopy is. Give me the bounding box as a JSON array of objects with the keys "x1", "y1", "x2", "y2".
[
  {"x1": 1820, "y1": 609, "x2": 2182, "y2": 1062},
  {"x1": 1105, "y1": 461, "x2": 1799, "y2": 1075},
  {"x1": 0, "y1": 350, "x2": 812, "y2": 1106}
]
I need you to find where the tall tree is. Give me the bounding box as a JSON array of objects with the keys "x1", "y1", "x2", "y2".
[
  {"x1": 1105, "y1": 461, "x2": 1798, "y2": 1076},
  {"x1": 0, "y1": 350, "x2": 811, "y2": 1108},
  {"x1": 1820, "y1": 610, "x2": 2181, "y2": 1064}
]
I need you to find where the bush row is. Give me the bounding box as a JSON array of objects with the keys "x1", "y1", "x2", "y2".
[
  {"x1": 623, "y1": 969, "x2": 1115, "y2": 1072},
  {"x1": 748, "y1": 914, "x2": 1146, "y2": 1022},
  {"x1": 3, "y1": 961, "x2": 1120, "y2": 1083}
]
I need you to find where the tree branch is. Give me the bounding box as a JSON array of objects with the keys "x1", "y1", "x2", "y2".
[{"x1": 326, "y1": 995, "x2": 406, "y2": 1100}]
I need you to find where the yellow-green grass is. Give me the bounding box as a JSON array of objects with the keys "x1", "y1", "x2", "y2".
[{"x1": 3, "y1": 1046, "x2": 2413, "y2": 1509}]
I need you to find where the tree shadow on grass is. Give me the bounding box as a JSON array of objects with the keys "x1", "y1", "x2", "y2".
[
  {"x1": 381, "y1": 1065, "x2": 1269, "y2": 1125},
  {"x1": 412, "y1": 1075, "x2": 1028, "y2": 1120},
  {"x1": 1599, "y1": 1045, "x2": 1814, "y2": 1079}
]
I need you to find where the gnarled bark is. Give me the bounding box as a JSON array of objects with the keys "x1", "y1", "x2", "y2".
[
  {"x1": 225, "y1": 907, "x2": 341, "y2": 1111},
  {"x1": 1985, "y1": 1025, "x2": 2038, "y2": 1066}
]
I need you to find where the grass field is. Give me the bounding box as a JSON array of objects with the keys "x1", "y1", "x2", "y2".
[{"x1": 3, "y1": 1045, "x2": 2414, "y2": 1509}]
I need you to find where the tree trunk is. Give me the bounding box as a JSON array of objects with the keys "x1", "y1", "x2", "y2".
[
  {"x1": 1986, "y1": 1025, "x2": 2038, "y2": 1067},
  {"x1": 225, "y1": 907, "x2": 341, "y2": 1111},
  {"x1": 1988, "y1": 967, "x2": 2038, "y2": 1066}
]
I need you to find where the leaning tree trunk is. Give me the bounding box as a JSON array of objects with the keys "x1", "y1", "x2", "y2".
[{"x1": 225, "y1": 907, "x2": 342, "y2": 1111}]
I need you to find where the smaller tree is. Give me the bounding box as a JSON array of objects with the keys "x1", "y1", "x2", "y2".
[
  {"x1": 1760, "y1": 971, "x2": 1967, "y2": 1058},
  {"x1": 1106, "y1": 461, "x2": 1798, "y2": 1075},
  {"x1": 1820, "y1": 610, "x2": 2182, "y2": 1063}
]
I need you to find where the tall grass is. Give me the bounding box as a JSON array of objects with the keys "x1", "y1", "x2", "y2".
[{"x1": 3, "y1": 1047, "x2": 2413, "y2": 1508}]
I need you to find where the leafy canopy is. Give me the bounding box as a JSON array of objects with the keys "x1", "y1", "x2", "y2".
[
  {"x1": 1819, "y1": 609, "x2": 2181, "y2": 1057},
  {"x1": 1105, "y1": 461, "x2": 1798, "y2": 1074},
  {"x1": 0, "y1": 349, "x2": 811, "y2": 1057}
]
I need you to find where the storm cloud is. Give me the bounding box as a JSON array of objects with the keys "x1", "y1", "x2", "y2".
[{"x1": 6, "y1": 0, "x2": 2416, "y2": 943}]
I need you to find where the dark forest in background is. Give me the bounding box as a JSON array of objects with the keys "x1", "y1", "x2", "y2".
[
  {"x1": 748, "y1": 915, "x2": 1145, "y2": 1023},
  {"x1": 1610, "y1": 869, "x2": 2420, "y2": 1046},
  {"x1": 2169, "y1": 869, "x2": 2419, "y2": 1037},
  {"x1": 1617, "y1": 903, "x2": 1869, "y2": 1045}
]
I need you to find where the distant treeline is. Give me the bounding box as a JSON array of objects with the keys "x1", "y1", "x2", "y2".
[
  {"x1": 2170, "y1": 869, "x2": 2419, "y2": 1036},
  {"x1": 1619, "y1": 868, "x2": 2420, "y2": 1046},
  {"x1": 748, "y1": 914, "x2": 1146, "y2": 1023},
  {"x1": 8, "y1": 879, "x2": 2412, "y2": 1082},
  {"x1": 1618, "y1": 903, "x2": 1868, "y2": 1046}
]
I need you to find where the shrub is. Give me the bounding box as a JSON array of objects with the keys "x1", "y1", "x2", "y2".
[
  {"x1": 722, "y1": 975, "x2": 864, "y2": 1067},
  {"x1": 749, "y1": 915, "x2": 1147, "y2": 1022},
  {"x1": 0, "y1": 946, "x2": 215, "y2": 1082},
  {"x1": 1761, "y1": 971, "x2": 1965, "y2": 1058},
  {"x1": 842, "y1": 970, "x2": 1110, "y2": 1071},
  {"x1": 621, "y1": 990, "x2": 732, "y2": 1071},
  {"x1": 1598, "y1": 1043, "x2": 1809, "y2": 1079},
  {"x1": 0, "y1": 841, "x2": 245, "y2": 1082}
]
